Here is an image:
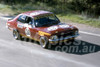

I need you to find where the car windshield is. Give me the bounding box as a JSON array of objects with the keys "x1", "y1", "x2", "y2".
[{"x1": 34, "y1": 14, "x2": 60, "y2": 27}]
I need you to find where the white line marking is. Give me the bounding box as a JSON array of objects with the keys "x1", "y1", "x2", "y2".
[{"x1": 80, "y1": 31, "x2": 100, "y2": 37}]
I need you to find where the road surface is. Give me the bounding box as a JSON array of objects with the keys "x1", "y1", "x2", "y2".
[{"x1": 0, "y1": 16, "x2": 100, "y2": 67}]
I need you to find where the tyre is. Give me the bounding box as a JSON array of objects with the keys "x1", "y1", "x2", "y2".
[
  {"x1": 39, "y1": 36, "x2": 49, "y2": 49},
  {"x1": 13, "y1": 29, "x2": 22, "y2": 40}
]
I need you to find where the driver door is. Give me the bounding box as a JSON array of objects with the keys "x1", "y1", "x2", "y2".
[{"x1": 17, "y1": 15, "x2": 27, "y2": 35}]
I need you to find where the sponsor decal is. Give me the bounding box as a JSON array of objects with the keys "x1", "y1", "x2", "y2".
[
  {"x1": 24, "y1": 23, "x2": 31, "y2": 28},
  {"x1": 30, "y1": 13, "x2": 40, "y2": 16},
  {"x1": 59, "y1": 25, "x2": 70, "y2": 28},
  {"x1": 17, "y1": 22, "x2": 32, "y2": 28},
  {"x1": 30, "y1": 11, "x2": 49, "y2": 16},
  {"x1": 47, "y1": 26, "x2": 58, "y2": 31},
  {"x1": 17, "y1": 22, "x2": 23, "y2": 28}
]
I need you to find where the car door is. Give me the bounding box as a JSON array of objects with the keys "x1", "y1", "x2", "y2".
[
  {"x1": 24, "y1": 17, "x2": 38, "y2": 39},
  {"x1": 17, "y1": 15, "x2": 38, "y2": 40},
  {"x1": 24, "y1": 17, "x2": 32, "y2": 37},
  {"x1": 17, "y1": 15, "x2": 27, "y2": 35}
]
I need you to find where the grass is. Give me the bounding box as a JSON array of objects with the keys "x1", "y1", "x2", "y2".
[
  {"x1": 57, "y1": 14, "x2": 100, "y2": 28},
  {"x1": 0, "y1": 4, "x2": 100, "y2": 28},
  {"x1": 0, "y1": 4, "x2": 14, "y2": 15}
]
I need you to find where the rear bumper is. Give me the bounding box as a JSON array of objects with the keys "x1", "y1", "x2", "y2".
[{"x1": 49, "y1": 34, "x2": 79, "y2": 43}]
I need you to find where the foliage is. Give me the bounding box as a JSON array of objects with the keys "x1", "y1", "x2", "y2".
[
  {"x1": 57, "y1": 14, "x2": 100, "y2": 28},
  {"x1": 0, "y1": 0, "x2": 100, "y2": 18},
  {"x1": 0, "y1": 0, "x2": 100, "y2": 28}
]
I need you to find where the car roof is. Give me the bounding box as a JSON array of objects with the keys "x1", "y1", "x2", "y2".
[{"x1": 22, "y1": 10, "x2": 53, "y2": 17}]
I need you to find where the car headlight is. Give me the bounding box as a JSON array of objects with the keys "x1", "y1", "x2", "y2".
[
  {"x1": 75, "y1": 31, "x2": 78, "y2": 35},
  {"x1": 51, "y1": 35, "x2": 58, "y2": 40}
]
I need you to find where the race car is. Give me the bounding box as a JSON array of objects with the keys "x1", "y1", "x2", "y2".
[{"x1": 6, "y1": 10, "x2": 79, "y2": 48}]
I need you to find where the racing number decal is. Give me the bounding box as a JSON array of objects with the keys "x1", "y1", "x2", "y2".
[{"x1": 25, "y1": 28, "x2": 31, "y2": 37}]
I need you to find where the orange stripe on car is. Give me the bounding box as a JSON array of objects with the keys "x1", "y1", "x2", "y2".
[{"x1": 38, "y1": 31, "x2": 51, "y2": 36}]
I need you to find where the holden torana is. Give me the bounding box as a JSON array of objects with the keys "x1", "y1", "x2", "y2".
[{"x1": 6, "y1": 10, "x2": 79, "y2": 48}]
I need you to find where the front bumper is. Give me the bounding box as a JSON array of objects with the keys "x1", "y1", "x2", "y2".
[{"x1": 49, "y1": 34, "x2": 79, "y2": 43}]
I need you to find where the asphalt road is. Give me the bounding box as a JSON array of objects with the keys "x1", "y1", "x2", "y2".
[{"x1": 0, "y1": 16, "x2": 100, "y2": 67}]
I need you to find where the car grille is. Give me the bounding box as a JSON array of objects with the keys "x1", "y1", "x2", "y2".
[{"x1": 57, "y1": 31, "x2": 75, "y2": 38}]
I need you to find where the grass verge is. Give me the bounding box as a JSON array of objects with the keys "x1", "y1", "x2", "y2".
[{"x1": 57, "y1": 14, "x2": 100, "y2": 28}]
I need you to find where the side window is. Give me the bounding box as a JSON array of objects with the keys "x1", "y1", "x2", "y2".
[
  {"x1": 32, "y1": 22, "x2": 35, "y2": 28},
  {"x1": 30, "y1": 19, "x2": 35, "y2": 28},
  {"x1": 17, "y1": 15, "x2": 27, "y2": 23},
  {"x1": 26, "y1": 17, "x2": 32, "y2": 24}
]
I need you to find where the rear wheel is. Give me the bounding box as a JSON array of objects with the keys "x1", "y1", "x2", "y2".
[
  {"x1": 13, "y1": 29, "x2": 22, "y2": 40},
  {"x1": 39, "y1": 36, "x2": 49, "y2": 49}
]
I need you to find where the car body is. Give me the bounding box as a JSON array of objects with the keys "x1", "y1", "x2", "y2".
[{"x1": 6, "y1": 10, "x2": 79, "y2": 48}]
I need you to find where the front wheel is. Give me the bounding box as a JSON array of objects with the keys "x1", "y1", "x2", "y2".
[
  {"x1": 13, "y1": 29, "x2": 22, "y2": 40},
  {"x1": 39, "y1": 36, "x2": 49, "y2": 49}
]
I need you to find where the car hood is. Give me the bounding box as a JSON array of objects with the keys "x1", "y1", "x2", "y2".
[{"x1": 36, "y1": 23, "x2": 78, "y2": 35}]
